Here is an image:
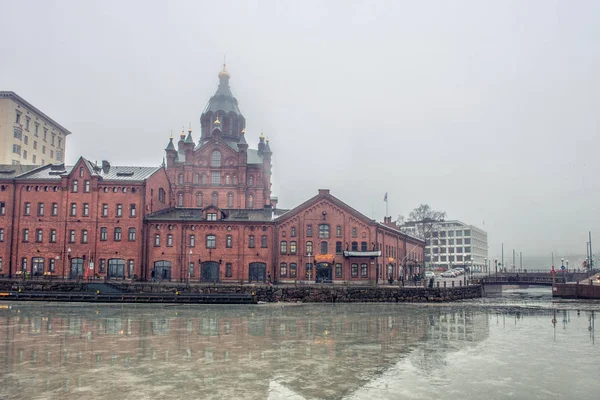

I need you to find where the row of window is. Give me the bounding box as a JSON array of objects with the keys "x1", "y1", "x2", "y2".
[
  {"x1": 279, "y1": 263, "x2": 369, "y2": 278},
  {"x1": 429, "y1": 238, "x2": 472, "y2": 246},
  {"x1": 12, "y1": 227, "x2": 138, "y2": 243},
  {"x1": 10, "y1": 257, "x2": 135, "y2": 277},
  {"x1": 177, "y1": 192, "x2": 253, "y2": 208},
  {"x1": 284, "y1": 224, "x2": 361, "y2": 239},
  {"x1": 14, "y1": 112, "x2": 62, "y2": 147},
  {"x1": 431, "y1": 246, "x2": 472, "y2": 254},
  {"x1": 12, "y1": 202, "x2": 137, "y2": 218},
  {"x1": 428, "y1": 230, "x2": 472, "y2": 238},
  {"x1": 12, "y1": 135, "x2": 61, "y2": 160},
  {"x1": 280, "y1": 240, "x2": 370, "y2": 255},
  {"x1": 432, "y1": 255, "x2": 472, "y2": 263},
  {"x1": 153, "y1": 234, "x2": 269, "y2": 249}
]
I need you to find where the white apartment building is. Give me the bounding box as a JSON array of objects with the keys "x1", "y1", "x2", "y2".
[
  {"x1": 425, "y1": 220, "x2": 488, "y2": 272},
  {"x1": 0, "y1": 91, "x2": 70, "y2": 165}
]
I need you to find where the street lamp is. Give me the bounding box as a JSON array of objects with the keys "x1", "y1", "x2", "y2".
[
  {"x1": 561, "y1": 258, "x2": 565, "y2": 282},
  {"x1": 494, "y1": 258, "x2": 498, "y2": 276},
  {"x1": 484, "y1": 257, "x2": 488, "y2": 275}
]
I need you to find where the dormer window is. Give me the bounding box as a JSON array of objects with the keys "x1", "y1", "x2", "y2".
[
  {"x1": 206, "y1": 213, "x2": 217, "y2": 221},
  {"x1": 211, "y1": 150, "x2": 221, "y2": 167}
]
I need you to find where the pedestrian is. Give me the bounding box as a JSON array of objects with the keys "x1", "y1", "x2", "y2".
[{"x1": 268, "y1": 272, "x2": 272, "y2": 286}]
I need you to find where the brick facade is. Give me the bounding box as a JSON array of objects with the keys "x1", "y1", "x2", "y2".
[{"x1": 0, "y1": 68, "x2": 424, "y2": 283}]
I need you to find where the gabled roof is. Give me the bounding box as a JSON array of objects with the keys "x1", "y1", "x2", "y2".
[
  {"x1": 275, "y1": 190, "x2": 376, "y2": 226},
  {"x1": 193, "y1": 138, "x2": 264, "y2": 165}
]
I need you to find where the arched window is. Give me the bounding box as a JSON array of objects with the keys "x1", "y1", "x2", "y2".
[
  {"x1": 201, "y1": 174, "x2": 207, "y2": 185},
  {"x1": 212, "y1": 192, "x2": 218, "y2": 206},
  {"x1": 178, "y1": 174, "x2": 183, "y2": 185},
  {"x1": 193, "y1": 174, "x2": 199, "y2": 184},
  {"x1": 233, "y1": 175, "x2": 238, "y2": 185},
  {"x1": 211, "y1": 150, "x2": 221, "y2": 167},
  {"x1": 227, "y1": 192, "x2": 233, "y2": 208},
  {"x1": 248, "y1": 194, "x2": 254, "y2": 208},
  {"x1": 225, "y1": 175, "x2": 231, "y2": 185},
  {"x1": 196, "y1": 192, "x2": 203, "y2": 207},
  {"x1": 177, "y1": 192, "x2": 183, "y2": 207},
  {"x1": 158, "y1": 188, "x2": 166, "y2": 203},
  {"x1": 248, "y1": 175, "x2": 254, "y2": 186}
]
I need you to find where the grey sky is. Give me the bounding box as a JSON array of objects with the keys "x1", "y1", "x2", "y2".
[{"x1": 1, "y1": 0, "x2": 598, "y2": 260}]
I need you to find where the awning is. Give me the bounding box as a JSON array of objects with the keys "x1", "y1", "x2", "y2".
[{"x1": 343, "y1": 251, "x2": 382, "y2": 258}]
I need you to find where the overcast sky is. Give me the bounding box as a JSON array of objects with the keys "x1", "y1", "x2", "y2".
[{"x1": 1, "y1": 0, "x2": 598, "y2": 260}]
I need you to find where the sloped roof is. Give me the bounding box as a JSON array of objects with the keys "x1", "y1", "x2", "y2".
[
  {"x1": 145, "y1": 207, "x2": 275, "y2": 222},
  {"x1": 202, "y1": 75, "x2": 242, "y2": 116},
  {"x1": 14, "y1": 158, "x2": 161, "y2": 182},
  {"x1": 0, "y1": 91, "x2": 72, "y2": 135},
  {"x1": 275, "y1": 190, "x2": 376, "y2": 226},
  {"x1": 0, "y1": 164, "x2": 42, "y2": 179}
]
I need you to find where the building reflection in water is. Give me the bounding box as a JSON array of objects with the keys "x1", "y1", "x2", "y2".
[{"x1": 0, "y1": 303, "x2": 492, "y2": 400}]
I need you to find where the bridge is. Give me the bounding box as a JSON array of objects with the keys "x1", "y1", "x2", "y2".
[{"x1": 473, "y1": 276, "x2": 562, "y2": 286}]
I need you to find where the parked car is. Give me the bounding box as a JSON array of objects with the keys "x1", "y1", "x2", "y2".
[
  {"x1": 453, "y1": 268, "x2": 465, "y2": 275},
  {"x1": 440, "y1": 270, "x2": 456, "y2": 278},
  {"x1": 424, "y1": 271, "x2": 436, "y2": 279}
]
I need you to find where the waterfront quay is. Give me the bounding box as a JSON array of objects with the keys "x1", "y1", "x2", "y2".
[{"x1": 0, "y1": 278, "x2": 481, "y2": 303}]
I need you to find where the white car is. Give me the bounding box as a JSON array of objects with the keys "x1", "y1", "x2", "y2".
[
  {"x1": 440, "y1": 271, "x2": 456, "y2": 278},
  {"x1": 424, "y1": 271, "x2": 435, "y2": 279},
  {"x1": 453, "y1": 268, "x2": 465, "y2": 275}
]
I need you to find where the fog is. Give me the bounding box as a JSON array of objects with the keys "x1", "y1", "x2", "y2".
[{"x1": 1, "y1": 0, "x2": 598, "y2": 259}]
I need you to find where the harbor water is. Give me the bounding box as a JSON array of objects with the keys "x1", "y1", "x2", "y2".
[{"x1": 1, "y1": 288, "x2": 599, "y2": 400}]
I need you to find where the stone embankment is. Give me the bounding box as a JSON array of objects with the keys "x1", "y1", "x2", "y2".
[{"x1": 0, "y1": 279, "x2": 482, "y2": 303}]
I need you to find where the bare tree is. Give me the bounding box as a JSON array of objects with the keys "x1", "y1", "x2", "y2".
[{"x1": 396, "y1": 204, "x2": 446, "y2": 239}]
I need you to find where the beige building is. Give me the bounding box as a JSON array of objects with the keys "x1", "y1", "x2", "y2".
[{"x1": 0, "y1": 91, "x2": 70, "y2": 165}]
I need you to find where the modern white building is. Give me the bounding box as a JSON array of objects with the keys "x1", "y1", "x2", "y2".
[
  {"x1": 425, "y1": 220, "x2": 488, "y2": 272},
  {"x1": 0, "y1": 91, "x2": 70, "y2": 165}
]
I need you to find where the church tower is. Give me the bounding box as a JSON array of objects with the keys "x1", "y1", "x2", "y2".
[{"x1": 164, "y1": 66, "x2": 274, "y2": 210}]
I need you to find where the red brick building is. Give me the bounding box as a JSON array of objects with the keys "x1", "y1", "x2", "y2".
[{"x1": 0, "y1": 67, "x2": 424, "y2": 283}]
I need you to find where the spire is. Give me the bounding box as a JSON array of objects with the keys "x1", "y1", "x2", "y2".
[
  {"x1": 180, "y1": 126, "x2": 186, "y2": 140},
  {"x1": 265, "y1": 137, "x2": 272, "y2": 155},
  {"x1": 238, "y1": 128, "x2": 248, "y2": 148},
  {"x1": 258, "y1": 131, "x2": 266, "y2": 155},
  {"x1": 165, "y1": 136, "x2": 175, "y2": 151},
  {"x1": 185, "y1": 124, "x2": 194, "y2": 143}
]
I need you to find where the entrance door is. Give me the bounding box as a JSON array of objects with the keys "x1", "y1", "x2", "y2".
[
  {"x1": 201, "y1": 261, "x2": 220, "y2": 282},
  {"x1": 32, "y1": 257, "x2": 45, "y2": 277},
  {"x1": 107, "y1": 259, "x2": 125, "y2": 279},
  {"x1": 249, "y1": 262, "x2": 266, "y2": 283},
  {"x1": 316, "y1": 263, "x2": 332, "y2": 283},
  {"x1": 70, "y1": 258, "x2": 84, "y2": 279},
  {"x1": 154, "y1": 261, "x2": 171, "y2": 281}
]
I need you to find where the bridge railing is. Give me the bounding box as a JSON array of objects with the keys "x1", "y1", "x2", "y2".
[{"x1": 474, "y1": 276, "x2": 564, "y2": 284}]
